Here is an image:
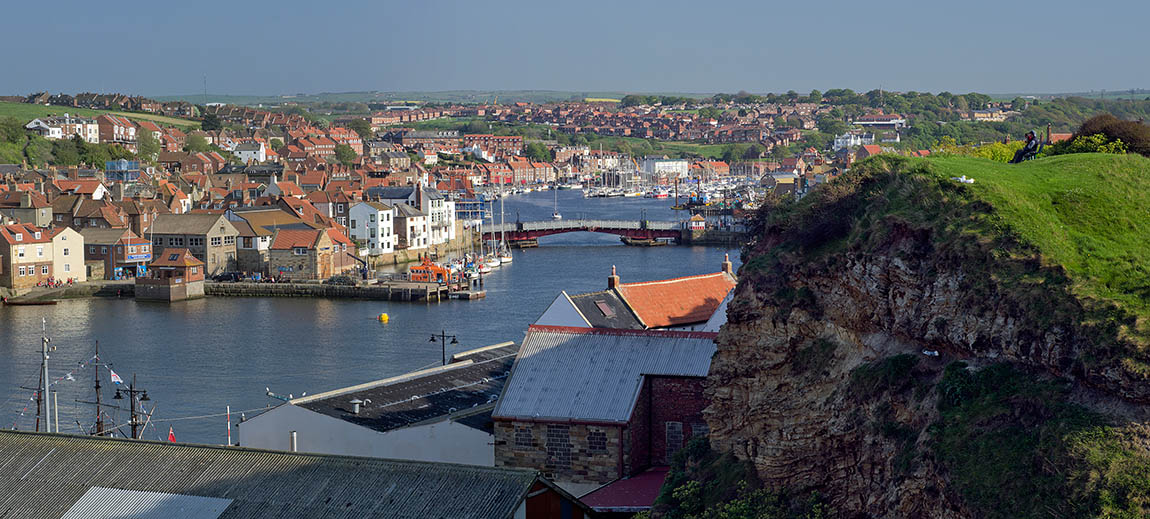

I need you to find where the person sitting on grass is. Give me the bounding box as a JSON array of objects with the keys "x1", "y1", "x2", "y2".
[{"x1": 1009, "y1": 131, "x2": 1040, "y2": 163}]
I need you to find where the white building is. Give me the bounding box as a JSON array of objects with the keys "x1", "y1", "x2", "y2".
[
  {"x1": 639, "y1": 156, "x2": 689, "y2": 183},
  {"x1": 239, "y1": 343, "x2": 518, "y2": 466},
  {"x1": 51, "y1": 227, "x2": 85, "y2": 282},
  {"x1": 366, "y1": 185, "x2": 455, "y2": 247},
  {"x1": 348, "y1": 201, "x2": 395, "y2": 255},
  {"x1": 233, "y1": 141, "x2": 267, "y2": 164},
  {"x1": 833, "y1": 132, "x2": 875, "y2": 151},
  {"x1": 24, "y1": 114, "x2": 100, "y2": 143},
  {"x1": 394, "y1": 203, "x2": 428, "y2": 251}
]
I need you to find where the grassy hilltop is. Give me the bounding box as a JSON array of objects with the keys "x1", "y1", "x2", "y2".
[
  {"x1": 677, "y1": 153, "x2": 1150, "y2": 519},
  {"x1": 0, "y1": 102, "x2": 200, "y2": 129}
]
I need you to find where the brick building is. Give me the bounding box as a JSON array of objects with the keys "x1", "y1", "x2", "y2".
[{"x1": 492, "y1": 326, "x2": 717, "y2": 501}]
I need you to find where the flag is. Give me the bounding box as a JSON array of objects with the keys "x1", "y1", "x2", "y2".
[
  {"x1": 109, "y1": 369, "x2": 123, "y2": 385},
  {"x1": 167, "y1": 427, "x2": 176, "y2": 443}
]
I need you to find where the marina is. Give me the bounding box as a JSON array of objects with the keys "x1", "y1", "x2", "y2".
[{"x1": 1, "y1": 190, "x2": 741, "y2": 444}]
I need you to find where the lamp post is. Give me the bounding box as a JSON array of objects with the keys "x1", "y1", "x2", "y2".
[
  {"x1": 113, "y1": 374, "x2": 149, "y2": 439},
  {"x1": 429, "y1": 330, "x2": 459, "y2": 366}
]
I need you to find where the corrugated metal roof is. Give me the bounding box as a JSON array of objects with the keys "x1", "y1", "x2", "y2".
[
  {"x1": 0, "y1": 430, "x2": 542, "y2": 519},
  {"x1": 492, "y1": 326, "x2": 717, "y2": 423},
  {"x1": 61, "y1": 487, "x2": 232, "y2": 519}
]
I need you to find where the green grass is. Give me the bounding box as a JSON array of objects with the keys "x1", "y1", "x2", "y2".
[
  {"x1": 928, "y1": 154, "x2": 1150, "y2": 321},
  {"x1": 933, "y1": 362, "x2": 1150, "y2": 518},
  {"x1": 0, "y1": 101, "x2": 200, "y2": 129}
]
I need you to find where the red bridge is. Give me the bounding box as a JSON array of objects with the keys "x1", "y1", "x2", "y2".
[{"x1": 482, "y1": 219, "x2": 683, "y2": 245}]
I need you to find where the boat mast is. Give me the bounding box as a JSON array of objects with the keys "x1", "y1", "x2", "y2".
[
  {"x1": 93, "y1": 341, "x2": 104, "y2": 436},
  {"x1": 40, "y1": 318, "x2": 51, "y2": 433}
]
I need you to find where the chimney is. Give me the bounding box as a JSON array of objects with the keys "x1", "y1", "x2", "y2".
[
  {"x1": 289, "y1": 431, "x2": 298, "y2": 452},
  {"x1": 721, "y1": 253, "x2": 733, "y2": 275},
  {"x1": 607, "y1": 265, "x2": 620, "y2": 289},
  {"x1": 349, "y1": 398, "x2": 363, "y2": 415}
]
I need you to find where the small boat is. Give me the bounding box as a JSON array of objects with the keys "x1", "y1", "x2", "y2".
[
  {"x1": 499, "y1": 248, "x2": 513, "y2": 264},
  {"x1": 552, "y1": 211, "x2": 562, "y2": 220},
  {"x1": 478, "y1": 263, "x2": 493, "y2": 274},
  {"x1": 485, "y1": 257, "x2": 501, "y2": 269},
  {"x1": 2, "y1": 299, "x2": 57, "y2": 306}
]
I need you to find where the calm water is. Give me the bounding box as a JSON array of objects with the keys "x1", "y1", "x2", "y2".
[{"x1": 0, "y1": 190, "x2": 741, "y2": 443}]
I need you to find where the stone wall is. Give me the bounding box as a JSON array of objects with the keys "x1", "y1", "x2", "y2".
[
  {"x1": 494, "y1": 421, "x2": 624, "y2": 487},
  {"x1": 204, "y1": 282, "x2": 445, "y2": 301}
]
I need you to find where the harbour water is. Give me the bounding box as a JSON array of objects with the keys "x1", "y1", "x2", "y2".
[{"x1": 0, "y1": 190, "x2": 741, "y2": 444}]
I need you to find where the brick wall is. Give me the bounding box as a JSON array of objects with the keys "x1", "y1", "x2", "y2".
[
  {"x1": 645, "y1": 376, "x2": 709, "y2": 465},
  {"x1": 494, "y1": 421, "x2": 624, "y2": 487}
]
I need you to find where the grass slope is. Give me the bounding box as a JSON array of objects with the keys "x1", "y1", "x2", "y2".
[
  {"x1": 0, "y1": 102, "x2": 200, "y2": 129},
  {"x1": 928, "y1": 154, "x2": 1150, "y2": 332}
]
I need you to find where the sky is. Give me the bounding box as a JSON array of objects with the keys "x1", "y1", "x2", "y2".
[{"x1": 2, "y1": 0, "x2": 1146, "y2": 97}]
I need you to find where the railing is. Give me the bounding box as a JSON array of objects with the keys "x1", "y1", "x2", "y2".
[{"x1": 484, "y1": 219, "x2": 680, "y2": 234}]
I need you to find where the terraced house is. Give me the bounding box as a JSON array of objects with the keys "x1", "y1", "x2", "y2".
[{"x1": 0, "y1": 224, "x2": 85, "y2": 294}]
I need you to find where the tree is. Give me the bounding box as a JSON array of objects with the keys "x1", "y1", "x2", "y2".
[
  {"x1": 743, "y1": 143, "x2": 765, "y2": 159},
  {"x1": 185, "y1": 134, "x2": 211, "y2": 153},
  {"x1": 348, "y1": 119, "x2": 373, "y2": 141},
  {"x1": 721, "y1": 144, "x2": 749, "y2": 164},
  {"x1": 201, "y1": 113, "x2": 222, "y2": 131},
  {"x1": 137, "y1": 130, "x2": 160, "y2": 162},
  {"x1": 817, "y1": 117, "x2": 848, "y2": 136},
  {"x1": 334, "y1": 143, "x2": 357, "y2": 166},
  {"x1": 24, "y1": 136, "x2": 52, "y2": 166},
  {"x1": 52, "y1": 137, "x2": 81, "y2": 166},
  {"x1": 807, "y1": 89, "x2": 822, "y2": 104},
  {"x1": 0, "y1": 116, "x2": 25, "y2": 144},
  {"x1": 270, "y1": 138, "x2": 284, "y2": 151},
  {"x1": 465, "y1": 120, "x2": 489, "y2": 134},
  {"x1": 524, "y1": 142, "x2": 552, "y2": 161}
]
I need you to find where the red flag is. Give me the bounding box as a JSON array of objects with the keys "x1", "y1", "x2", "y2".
[{"x1": 167, "y1": 426, "x2": 176, "y2": 443}]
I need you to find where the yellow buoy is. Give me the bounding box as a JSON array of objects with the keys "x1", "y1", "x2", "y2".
[{"x1": 378, "y1": 313, "x2": 389, "y2": 323}]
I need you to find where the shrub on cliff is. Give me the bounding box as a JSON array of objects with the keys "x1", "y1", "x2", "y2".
[{"x1": 1049, "y1": 114, "x2": 1150, "y2": 156}]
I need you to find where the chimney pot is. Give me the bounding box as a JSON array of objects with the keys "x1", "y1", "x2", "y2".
[{"x1": 607, "y1": 265, "x2": 620, "y2": 289}]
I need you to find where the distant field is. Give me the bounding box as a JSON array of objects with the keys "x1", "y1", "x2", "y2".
[
  {"x1": 584, "y1": 98, "x2": 621, "y2": 103},
  {"x1": 0, "y1": 102, "x2": 200, "y2": 129}
]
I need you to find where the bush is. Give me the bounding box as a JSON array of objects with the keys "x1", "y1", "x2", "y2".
[{"x1": 1073, "y1": 114, "x2": 1150, "y2": 156}]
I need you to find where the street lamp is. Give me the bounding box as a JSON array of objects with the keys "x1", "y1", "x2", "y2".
[{"x1": 429, "y1": 330, "x2": 459, "y2": 366}]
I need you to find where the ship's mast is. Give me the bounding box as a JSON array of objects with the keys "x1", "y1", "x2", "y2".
[
  {"x1": 40, "y1": 318, "x2": 51, "y2": 433},
  {"x1": 93, "y1": 341, "x2": 104, "y2": 435}
]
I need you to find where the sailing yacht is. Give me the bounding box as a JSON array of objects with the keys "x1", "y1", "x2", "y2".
[{"x1": 552, "y1": 187, "x2": 562, "y2": 220}]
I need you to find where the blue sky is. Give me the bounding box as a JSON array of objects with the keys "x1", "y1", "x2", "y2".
[{"x1": 2, "y1": 0, "x2": 1146, "y2": 96}]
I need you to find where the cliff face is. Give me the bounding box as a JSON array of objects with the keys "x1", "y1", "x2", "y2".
[{"x1": 703, "y1": 155, "x2": 1150, "y2": 518}]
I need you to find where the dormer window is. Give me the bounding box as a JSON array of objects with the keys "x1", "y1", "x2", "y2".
[
  {"x1": 14, "y1": 233, "x2": 22, "y2": 241},
  {"x1": 33, "y1": 232, "x2": 41, "y2": 239}
]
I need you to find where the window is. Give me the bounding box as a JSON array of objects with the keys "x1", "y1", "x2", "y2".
[
  {"x1": 588, "y1": 429, "x2": 608, "y2": 454},
  {"x1": 168, "y1": 254, "x2": 179, "y2": 261},
  {"x1": 63, "y1": 248, "x2": 68, "y2": 257},
  {"x1": 350, "y1": 220, "x2": 357, "y2": 229},
  {"x1": 33, "y1": 232, "x2": 40, "y2": 239},
  {"x1": 141, "y1": 245, "x2": 149, "y2": 253},
  {"x1": 17, "y1": 247, "x2": 24, "y2": 258},
  {"x1": 369, "y1": 213, "x2": 376, "y2": 222},
  {"x1": 191, "y1": 266, "x2": 198, "y2": 274},
  {"x1": 545, "y1": 425, "x2": 572, "y2": 471},
  {"x1": 101, "y1": 247, "x2": 108, "y2": 254},
  {"x1": 223, "y1": 236, "x2": 234, "y2": 245},
  {"x1": 127, "y1": 246, "x2": 136, "y2": 254},
  {"x1": 514, "y1": 426, "x2": 534, "y2": 450},
  {"x1": 154, "y1": 237, "x2": 163, "y2": 246},
  {"x1": 665, "y1": 422, "x2": 684, "y2": 464},
  {"x1": 210, "y1": 237, "x2": 221, "y2": 246},
  {"x1": 89, "y1": 246, "x2": 95, "y2": 254},
  {"x1": 60, "y1": 234, "x2": 66, "y2": 241},
  {"x1": 36, "y1": 246, "x2": 43, "y2": 258},
  {"x1": 55, "y1": 215, "x2": 63, "y2": 222},
  {"x1": 18, "y1": 266, "x2": 25, "y2": 276},
  {"x1": 14, "y1": 233, "x2": 22, "y2": 242},
  {"x1": 293, "y1": 247, "x2": 307, "y2": 255},
  {"x1": 242, "y1": 237, "x2": 252, "y2": 248},
  {"x1": 41, "y1": 265, "x2": 48, "y2": 275},
  {"x1": 690, "y1": 423, "x2": 710, "y2": 439},
  {"x1": 63, "y1": 264, "x2": 70, "y2": 273}
]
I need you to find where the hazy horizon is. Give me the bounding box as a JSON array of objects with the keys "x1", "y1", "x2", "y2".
[{"x1": 2, "y1": 0, "x2": 1146, "y2": 97}]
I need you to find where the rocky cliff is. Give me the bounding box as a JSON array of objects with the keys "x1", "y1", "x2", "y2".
[{"x1": 702, "y1": 154, "x2": 1150, "y2": 518}]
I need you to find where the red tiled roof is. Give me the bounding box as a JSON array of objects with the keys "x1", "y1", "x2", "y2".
[
  {"x1": 615, "y1": 271, "x2": 736, "y2": 328},
  {"x1": 270, "y1": 229, "x2": 321, "y2": 250},
  {"x1": 0, "y1": 224, "x2": 52, "y2": 244},
  {"x1": 151, "y1": 248, "x2": 203, "y2": 267}
]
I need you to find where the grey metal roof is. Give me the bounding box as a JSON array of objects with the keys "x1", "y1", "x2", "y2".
[
  {"x1": 151, "y1": 214, "x2": 233, "y2": 235},
  {"x1": 493, "y1": 326, "x2": 717, "y2": 423},
  {"x1": 293, "y1": 343, "x2": 518, "y2": 433},
  {"x1": 569, "y1": 291, "x2": 643, "y2": 329},
  {"x1": 0, "y1": 429, "x2": 544, "y2": 519},
  {"x1": 62, "y1": 487, "x2": 232, "y2": 519}
]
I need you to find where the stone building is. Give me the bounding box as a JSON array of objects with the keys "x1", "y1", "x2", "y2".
[
  {"x1": 149, "y1": 214, "x2": 238, "y2": 276},
  {"x1": 135, "y1": 248, "x2": 204, "y2": 302},
  {"x1": 267, "y1": 228, "x2": 334, "y2": 280},
  {"x1": 492, "y1": 325, "x2": 717, "y2": 500}
]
